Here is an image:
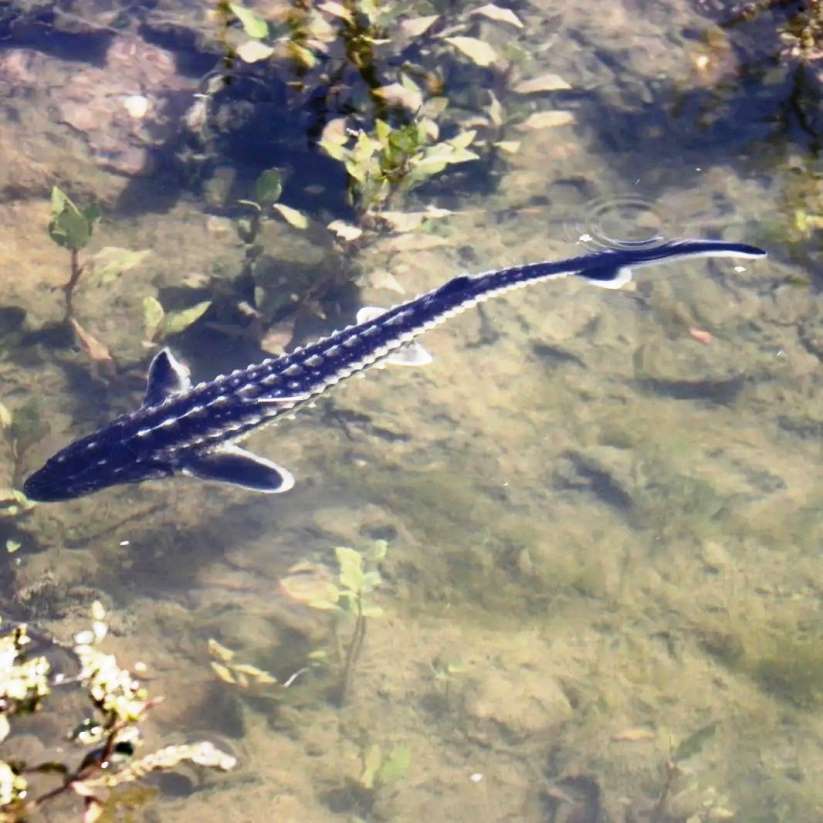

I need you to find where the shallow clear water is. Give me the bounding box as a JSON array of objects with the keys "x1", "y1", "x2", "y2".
[{"x1": 1, "y1": 0, "x2": 822, "y2": 820}]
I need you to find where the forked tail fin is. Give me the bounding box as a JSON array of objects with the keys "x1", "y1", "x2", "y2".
[
  {"x1": 572, "y1": 239, "x2": 766, "y2": 290},
  {"x1": 460, "y1": 239, "x2": 766, "y2": 301}
]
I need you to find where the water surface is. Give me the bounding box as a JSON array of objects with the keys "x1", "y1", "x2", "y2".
[{"x1": 1, "y1": 0, "x2": 822, "y2": 820}]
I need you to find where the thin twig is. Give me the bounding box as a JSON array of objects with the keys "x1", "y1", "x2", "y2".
[
  {"x1": 339, "y1": 600, "x2": 367, "y2": 706},
  {"x1": 63, "y1": 249, "x2": 84, "y2": 321}
]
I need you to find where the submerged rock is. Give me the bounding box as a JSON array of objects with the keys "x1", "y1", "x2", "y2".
[
  {"x1": 463, "y1": 667, "x2": 573, "y2": 743},
  {"x1": 0, "y1": 33, "x2": 195, "y2": 186}
]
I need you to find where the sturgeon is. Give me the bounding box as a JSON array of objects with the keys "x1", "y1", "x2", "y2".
[{"x1": 23, "y1": 239, "x2": 765, "y2": 502}]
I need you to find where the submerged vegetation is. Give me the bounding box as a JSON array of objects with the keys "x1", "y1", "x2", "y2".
[
  {"x1": 0, "y1": 402, "x2": 39, "y2": 521},
  {"x1": 280, "y1": 540, "x2": 389, "y2": 706},
  {"x1": 47, "y1": 187, "x2": 100, "y2": 322},
  {"x1": 173, "y1": 0, "x2": 553, "y2": 343},
  {"x1": 0, "y1": 0, "x2": 822, "y2": 819},
  {"x1": 0, "y1": 608, "x2": 235, "y2": 821}
]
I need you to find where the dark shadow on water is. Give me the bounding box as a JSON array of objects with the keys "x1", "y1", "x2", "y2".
[
  {"x1": 1, "y1": 0, "x2": 817, "y2": 232},
  {"x1": 0, "y1": 12, "x2": 115, "y2": 64},
  {"x1": 637, "y1": 374, "x2": 747, "y2": 405}
]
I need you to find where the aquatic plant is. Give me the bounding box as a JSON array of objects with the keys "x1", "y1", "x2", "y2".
[
  {"x1": 45, "y1": 189, "x2": 175, "y2": 376},
  {"x1": 359, "y1": 741, "x2": 410, "y2": 791},
  {"x1": 0, "y1": 606, "x2": 236, "y2": 821},
  {"x1": 724, "y1": 0, "x2": 822, "y2": 63},
  {"x1": 319, "y1": 117, "x2": 479, "y2": 215},
  {"x1": 142, "y1": 296, "x2": 213, "y2": 346},
  {"x1": 291, "y1": 540, "x2": 388, "y2": 705},
  {"x1": 189, "y1": 0, "x2": 549, "y2": 338},
  {"x1": 47, "y1": 187, "x2": 101, "y2": 322},
  {"x1": 428, "y1": 657, "x2": 466, "y2": 711},
  {"x1": 0, "y1": 402, "x2": 38, "y2": 519},
  {"x1": 207, "y1": 636, "x2": 278, "y2": 688}
]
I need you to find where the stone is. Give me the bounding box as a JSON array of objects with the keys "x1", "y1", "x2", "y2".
[{"x1": 463, "y1": 667, "x2": 573, "y2": 742}]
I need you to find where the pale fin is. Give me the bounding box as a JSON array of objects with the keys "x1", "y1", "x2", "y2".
[
  {"x1": 357, "y1": 306, "x2": 432, "y2": 366},
  {"x1": 144, "y1": 348, "x2": 191, "y2": 407},
  {"x1": 577, "y1": 264, "x2": 633, "y2": 290},
  {"x1": 182, "y1": 445, "x2": 294, "y2": 493},
  {"x1": 385, "y1": 342, "x2": 433, "y2": 366},
  {"x1": 356, "y1": 306, "x2": 385, "y2": 323}
]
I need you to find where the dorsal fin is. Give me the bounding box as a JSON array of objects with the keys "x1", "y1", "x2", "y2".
[
  {"x1": 356, "y1": 306, "x2": 386, "y2": 324},
  {"x1": 435, "y1": 275, "x2": 471, "y2": 297},
  {"x1": 143, "y1": 348, "x2": 191, "y2": 407}
]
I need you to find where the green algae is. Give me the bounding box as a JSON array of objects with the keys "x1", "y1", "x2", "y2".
[{"x1": 752, "y1": 633, "x2": 823, "y2": 709}]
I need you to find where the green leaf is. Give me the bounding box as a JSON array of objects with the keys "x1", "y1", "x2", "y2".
[
  {"x1": 289, "y1": 42, "x2": 316, "y2": 68},
  {"x1": 512, "y1": 73, "x2": 572, "y2": 94},
  {"x1": 272, "y1": 204, "x2": 308, "y2": 229},
  {"x1": 449, "y1": 129, "x2": 477, "y2": 150},
  {"x1": 470, "y1": 3, "x2": 524, "y2": 28},
  {"x1": 408, "y1": 156, "x2": 448, "y2": 181},
  {"x1": 421, "y1": 97, "x2": 448, "y2": 119},
  {"x1": 236, "y1": 40, "x2": 275, "y2": 62},
  {"x1": 373, "y1": 82, "x2": 423, "y2": 112},
  {"x1": 399, "y1": 15, "x2": 439, "y2": 38},
  {"x1": 375, "y1": 119, "x2": 392, "y2": 145},
  {"x1": 319, "y1": 139, "x2": 347, "y2": 162},
  {"x1": 353, "y1": 132, "x2": 380, "y2": 163},
  {"x1": 344, "y1": 158, "x2": 367, "y2": 183},
  {"x1": 327, "y1": 220, "x2": 363, "y2": 242},
  {"x1": 672, "y1": 721, "x2": 718, "y2": 762},
  {"x1": 143, "y1": 296, "x2": 165, "y2": 342},
  {"x1": 306, "y1": 583, "x2": 341, "y2": 611},
  {"x1": 360, "y1": 744, "x2": 382, "y2": 789},
  {"x1": 444, "y1": 36, "x2": 499, "y2": 67},
  {"x1": 163, "y1": 301, "x2": 212, "y2": 337},
  {"x1": 517, "y1": 110, "x2": 575, "y2": 130},
  {"x1": 229, "y1": 3, "x2": 269, "y2": 38},
  {"x1": 376, "y1": 745, "x2": 410, "y2": 786},
  {"x1": 88, "y1": 247, "x2": 151, "y2": 285},
  {"x1": 255, "y1": 169, "x2": 282, "y2": 207},
  {"x1": 369, "y1": 539, "x2": 389, "y2": 563},
  {"x1": 358, "y1": 0, "x2": 380, "y2": 24},
  {"x1": 208, "y1": 638, "x2": 236, "y2": 662},
  {"x1": 48, "y1": 186, "x2": 98, "y2": 251},
  {"x1": 336, "y1": 547, "x2": 364, "y2": 592},
  {"x1": 51, "y1": 185, "x2": 69, "y2": 213},
  {"x1": 57, "y1": 217, "x2": 91, "y2": 249}
]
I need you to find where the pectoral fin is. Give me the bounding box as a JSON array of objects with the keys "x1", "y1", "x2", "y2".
[
  {"x1": 576, "y1": 264, "x2": 633, "y2": 290},
  {"x1": 182, "y1": 446, "x2": 294, "y2": 493},
  {"x1": 384, "y1": 342, "x2": 433, "y2": 366},
  {"x1": 356, "y1": 306, "x2": 387, "y2": 324},
  {"x1": 356, "y1": 306, "x2": 432, "y2": 366},
  {"x1": 144, "y1": 349, "x2": 192, "y2": 407}
]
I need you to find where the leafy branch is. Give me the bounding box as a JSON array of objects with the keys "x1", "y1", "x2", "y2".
[
  {"x1": 47, "y1": 186, "x2": 100, "y2": 322},
  {"x1": 1, "y1": 606, "x2": 236, "y2": 822}
]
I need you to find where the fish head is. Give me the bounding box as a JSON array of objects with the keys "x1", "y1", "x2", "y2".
[{"x1": 23, "y1": 429, "x2": 173, "y2": 502}]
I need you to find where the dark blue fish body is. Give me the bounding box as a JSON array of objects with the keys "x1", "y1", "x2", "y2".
[{"x1": 23, "y1": 240, "x2": 765, "y2": 502}]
